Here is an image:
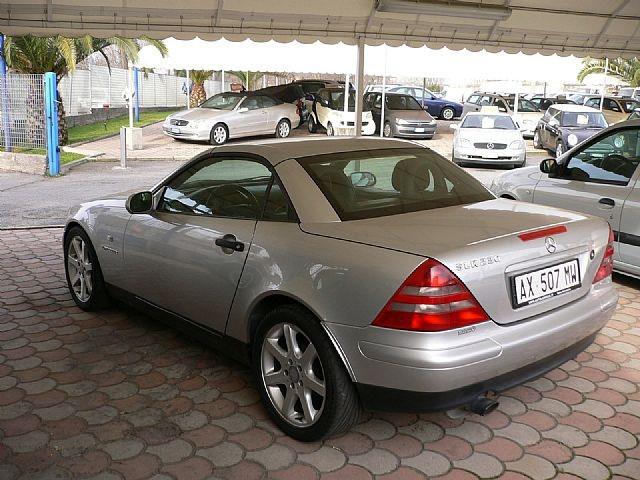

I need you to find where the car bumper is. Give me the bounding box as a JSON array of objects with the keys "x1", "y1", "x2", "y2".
[
  {"x1": 394, "y1": 124, "x2": 437, "y2": 138},
  {"x1": 454, "y1": 146, "x2": 525, "y2": 164},
  {"x1": 162, "y1": 125, "x2": 210, "y2": 141},
  {"x1": 325, "y1": 281, "x2": 617, "y2": 410}
]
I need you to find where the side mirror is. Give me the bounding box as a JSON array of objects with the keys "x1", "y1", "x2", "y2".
[
  {"x1": 126, "y1": 191, "x2": 154, "y2": 214},
  {"x1": 540, "y1": 158, "x2": 558, "y2": 176},
  {"x1": 449, "y1": 124, "x2": 459, "y2": 130},
  {"x1": 350, "y1": 171, "x2": 376, "y2": 187},
  {"x1": 237, "y1": 107, "x2": 249, "y2": 113}
]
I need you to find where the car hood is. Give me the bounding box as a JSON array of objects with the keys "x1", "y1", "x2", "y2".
[
  {"x1": 168, "y1": 108, "x2": 232, "y2": 121},
  {"x1": 301, "y1": 198, "x2": 605, "y2": 324},
  {"x1": 391, "y1": 110, "x2": 434, "y2": 121},
  {"x1": 561, "y1": 126, "x2": 604, "y2": 141},
  {"x1": 456, "y1": 128, "x2": 520, "y2": 143}
]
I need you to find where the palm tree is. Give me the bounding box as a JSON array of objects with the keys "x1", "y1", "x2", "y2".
[
  {"x1": 189, "y1": 70, "x2": 213, "y2": 107},
  {"x1": 577, "y1": 57, "x2": 640, "y2": 87},
  {"x1": 3, "y1": 35, "x2": 167, "y2": 145},
  {"x1": 228, "y1": 71, "x2": 266, "y2": 91}
]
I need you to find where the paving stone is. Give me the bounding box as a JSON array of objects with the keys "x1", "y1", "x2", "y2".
[
  {"x1": 400, "y1": 450, "x2": 451, "y2": 477},
  {"x1": 3, "y1": 429, "x2": 49, "y2": 453},
  {"x1": 100, "y1": 439, "x2": 145, "y2": 460},
  {"x1": 348, "y1": 447, "x2": 399, "y2": 475},
  {"x1": 397, "y1": 420, "x2": 443, "y2": 442},
  {"x1": 197, "y1": 442, "x2": 243, "y2": 468},
  {"x1": 19, "y1": 378, "x2": 57, "y2": 395},
  {"x1": 100, "y1": 382, "x2": 138, "y2": 400},
  {"x1": 33, "y1": 402, "x2": 75, "y2": 421},
  {"x1": 497, "y1": 396, "x2": 527, "y2": 416},
  {"x1": 591, "y1": 426, "x2": 638, "y2": 449},
  {"x1": 146, "y1": 438, "x2": 194, "y2": 463},
  {"x1": 122, "y1": 407, "x2": 163, "y2": 427},
  {"x1": 447, "y1": 421, "x2": 492, "y2": 444},
  {"x1": 559, "y1": 456, "x2": 610, "y2": 480},
  {"x1": 529, "y1": 397, "x2": 572, "y2": 417},
  {"x1": 542, "y1": 424, "x2": 589, "y2": 448},
  {"x1": 353, "y1": 418, "x2": 397, "y2": 440},
  {"x1": 612, "y1": 458, "x2": 640, "y2": 478},
  {"x1": 51, "y1": 433, "x2": 97, "y2": 457},
  {"x1": 245, "y1": 443, "x2": 297, "y2": 471},
  {"x1": 211, "y1": 412, "x2": 253, "y2": 433},
  {"x1": 170, "y1": 410, "x2": 209, "y2": 431},
  {"x1": 454, "y1": 452, "x2": 504, "y2": 478},
  {"x1": 77, "y1": 405, "x2": 119, "y2": 425},
  {"x1": 573, "y1": 399, "x2": 616, "y2": 418}
]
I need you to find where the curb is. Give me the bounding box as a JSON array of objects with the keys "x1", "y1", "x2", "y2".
[{"x1": 61, "y1": 153, "x2": 105, "y2": 173}]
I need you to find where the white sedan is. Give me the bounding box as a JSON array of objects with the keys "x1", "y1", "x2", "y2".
[{"x1": 452, "y1": 112, "x2": 526, "y2": 168}]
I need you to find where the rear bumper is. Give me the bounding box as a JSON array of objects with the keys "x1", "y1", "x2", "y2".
[{"x1": 325, "y1": 281, "x2": 617, "y2": 406}]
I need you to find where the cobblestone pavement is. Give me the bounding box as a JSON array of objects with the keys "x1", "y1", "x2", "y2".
[{"x1": 1, "y1": 228, "x2": 639, "y2": 480}]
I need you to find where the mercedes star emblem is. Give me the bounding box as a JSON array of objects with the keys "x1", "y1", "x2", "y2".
[
  {"x1": 487, "y1": 142, "x2": 494, "y2": 149},
  {"x1": 545, "y1": 236, "x2": 557, "y2": 254}
]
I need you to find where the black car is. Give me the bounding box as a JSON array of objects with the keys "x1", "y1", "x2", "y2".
[
  {"x1": 529, "y1": 96, "x2": 576, "y2": 112},
  {"x1": 255, "y1": 83, "x2": 308, "y2": 123},
  {"x1": 533, "y1": 104, "x2": 608, "y2": 157}
]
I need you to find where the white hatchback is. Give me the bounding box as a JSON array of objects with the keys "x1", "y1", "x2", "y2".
[
  {"x1": 308, "y1": 87, "x2": 375, "y2": 136},
  {"x1": 452, "y1": 112, "x2": 526, "y2": 169}
]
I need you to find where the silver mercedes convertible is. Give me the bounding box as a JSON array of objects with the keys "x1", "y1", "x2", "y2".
[{"x1": 64, "y1": 137, "x2": 618, "y2": 441}]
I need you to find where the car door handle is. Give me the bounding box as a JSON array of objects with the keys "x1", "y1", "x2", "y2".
[
  {"x1": 215, "y1": 234, "x2": 245, "y2": 252},
  {"x1": 598, "y1": 198, "x2": 615, "y2": 208}
]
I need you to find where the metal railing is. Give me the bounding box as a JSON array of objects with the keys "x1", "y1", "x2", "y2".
[{"x1": 0, "y1": 73, "x2": 46, "y2": 150}]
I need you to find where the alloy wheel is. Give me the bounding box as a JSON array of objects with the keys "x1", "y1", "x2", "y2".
[
  {"x1": 213, "y1": 126, "x2": 227, "y2": 144},
  {"x1": 67, "y1": 236, "x2": 93, "y2": 302},
  {"x1": 383, "y1": 123, "x2": 392, "y2": 137},
  {"x1": 442, "y1": 108, "x2": 454, "y2": 120},
  {"x1": 261, "y1": 322, "x2": 326, "y2": 427},
  {"x1": 278, "y1": 121, "x2": 290, "y2": 138},
  {"x1": 327, "y1": 123, "x2": 334, "y2": 136}
]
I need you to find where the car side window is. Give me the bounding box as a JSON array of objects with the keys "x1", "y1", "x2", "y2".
[
  {"x1": 549, "y1": 109, "x2": 561, "y2": 125},
  {"x1": 494, "y1": 99, "x2": 508, "y2": 112},
  {"x1": 479, "y1": 95, "x2": 492, "y2": 106},
  {"x1": 159, "y1": 157, "x2": 274, "y2": 219},
  {"x1": 467, "y1": 94, "x2": 480, "y2": 104},
  {"x1": 259, "y1": 96, "x2": 278, "y2": 108},
  {"x1": 585, "y1": 98, "x2": 600, "y2": 108},
  {"x1": 560, "y1": 128, "x2": 640, "y2": 185},
  {"x1": 262, "y1": 182, "x2": 296, "y2": 222},
  {"x1": 242, "y1": 97, "x2": 261, "y2": 110},
  {"x1": 605, "y1": 99, "x2": 621, "y2": 112}
]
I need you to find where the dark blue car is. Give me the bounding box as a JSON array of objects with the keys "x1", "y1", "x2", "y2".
[{"x1": 387, "y1": 86, "x2": 463, "y2": 120}]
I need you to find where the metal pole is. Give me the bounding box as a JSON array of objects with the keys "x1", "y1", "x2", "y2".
[
  {"x1": 44, "y1": 72, "x2": 60, "y2": 176},
  {"x1": 221, "y1": 69, "x2": 225, "y2": 92},
  {"x1": 380, "y1": 46, "x2": 387, "y2": 138},
  {"x1": 119, "y1": 126, "x2": 127, "y2": 169},
  {"x1": 422, "y1": 77, "x2": 426, "y2": 107},
  {"x1": 600, "y1": 58, "x2": 608, "y2": 111},
  {"x1": 128, "y1": 66, "x2": 134, "y2": 128},
  {"x1": 354, "y1": 37, "x2": 365, "y2": 137},
  {"x1": 133, "y1": 67, "x2": 140, "y2": 122},
  {"x1": 186, "y1": 68, "x2": 190, "y2": 108},
  {"x1": 0, "y1": 34, "x2": 12, "y2": 152},
  {"x1": 343, "y1": 73, "x2": 350, "y2": 131}
]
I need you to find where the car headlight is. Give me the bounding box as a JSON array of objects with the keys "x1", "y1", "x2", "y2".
[
  {"x1": 509, "y1": 140, "x2": 524, "y2": 149},
  {"x1": 567, "y1": 134, "x2": 578, "y2": 147},
  {"x1": 395, "y1": 118, "x2": 408, "y2": 125},
  {"x1": 459, "y1": 137, "x2": 471, "y2": 146}
]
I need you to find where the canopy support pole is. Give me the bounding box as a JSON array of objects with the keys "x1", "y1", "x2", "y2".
[
  {"x1": 128, "y1": 65, "x2": 134, "y2": 128},
  {"x1": 0, "y1": 33, "x2": 11, "y2": 152},
  {"x1": 344, "y1": 73, "x2": 350, "y2": 122},
  {"x1": 186, "y1": 68, "x2": 190, "y2": 108},
  {"x1": 354, "y1": 37, "x2": 365, "y2": 137},
  {"x1": 221, "y1": 69, "x2": 225, "y2": 93},
  {"x1": 380, "y1": 46, "x2": 387, "y2": 138},
  {"x1": 600, "y1": 58, "x2": 608, "y2": 111}
]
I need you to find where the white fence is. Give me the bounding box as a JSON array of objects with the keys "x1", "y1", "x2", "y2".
[
  {"x1": 58, "y1": 66, "x2": 223, "y2": 116},
  {"x1": 0, "y1": 73, "x2": 46, "y2": 149}
]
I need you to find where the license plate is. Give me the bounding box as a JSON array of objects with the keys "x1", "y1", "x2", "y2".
[
  {"x1": 171, "y1": 127, "x2": 180, "y2": 134},
  {"x1": 415, "y1": 127, "x2": 425, "y2": 132},
  {"x1": 511, "y1": 259, "x2": 581, "y2": 308},
  {"x1": 484, "y1": 152, "x2": 499, "y2": 159}
]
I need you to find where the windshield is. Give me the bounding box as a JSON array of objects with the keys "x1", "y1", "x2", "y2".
[
  {"x1": 561, "y1": 112, "x2": 607, "y2": 128},
  {"x1": 328, "y1": 91, "x2": 356, "y2": 110},
  {"x1": 298, "y1": 148, "x2": 493, "y2": 221},
  {"x1": 505, "y1": 98, "x2": 539, "y2": 112},
  {"x1": 386, "y1": 95, "x2": 422, "y2": 110},
  {"x1": 461, "y1": 115, "x2": 516, "y2": 130},
  {"x1": 621, "y1": 99, "x2": 640, "y2": 113},
  {"x1": 199, "y1": 93, "x2": 242, "y2": 110}
]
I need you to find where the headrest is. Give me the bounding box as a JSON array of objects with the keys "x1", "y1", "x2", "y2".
[{"x1": 391, "y1": 158, "x2": 430, "y2": 194}]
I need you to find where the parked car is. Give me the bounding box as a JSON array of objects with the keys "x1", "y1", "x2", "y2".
[
  {"x1": 628, "y1": 108, "x2": 640, "y2": 121},
  {"x1": 451, "y1": 111, "x2": 525, "y2": 168},
  {"x1": 363, "y1": 92, "x2": 437, "y2": 138},
  {"x1": 64, "y1": 137, "x2": 617, "y2": 441},
  {"x1": 365, "y1": 83, "x2": 401, "y2": 93},
  {"x1": 533, "y1": 104, "x2": 608, "y2": 157},
  {"x1": 491, "y1": 118, "x2": 639, "y2": 277},
  {"x1": 307, "y1": 86, "x2": 375, "y2": 136},
  {"x1": 387, "y1": 85, "x2": 463, "y2": 120},
  {"x1": 618, "y1": 87, "x2": 640, "y2": 100},
  {"x1": 292, "y1": 79, "x2": 343, "y2": 116},
  {"x1": 462, "y1": 93, "x2": 542, "y2": 137},
  {"x1": 163, "y1": 92, "x2": 298, "y2": 145},
  {"x1": 529, "y1": 96, "x2": 576, "y2": 112},
  {"x1": 582, "y1": 96, "x2": 640, "y2": 125},
  {"x1": 255, "y1": 83, "x2": 308, "y2": 124}
]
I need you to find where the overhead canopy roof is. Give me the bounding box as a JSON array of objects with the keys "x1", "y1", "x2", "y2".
[{"x1": 2, "y1": 0, "x2": 640, "y2": 58}]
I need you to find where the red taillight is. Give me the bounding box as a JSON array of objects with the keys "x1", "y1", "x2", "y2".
[
  {"x1": 519, "y1": 225, "x2": 567, "y2": 242},
  {"x1": 593, "y1": 226, "x2": 615, "y2": 283},
  {"x1": 372, "y1": 259, "x2": 489, "y2": 332},
  {"x1": 296, "y1": 99, "x2": 302, "y2": 116}
]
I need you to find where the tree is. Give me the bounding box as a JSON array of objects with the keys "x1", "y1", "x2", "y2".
[
  {"x1": 3, "y1": 35, "x2": 167, "y2": 145},
  {"x1": 189, "y1": 70, "x2": 213, "y2": 107},
  {"x1": 228, "y1": 71, "x2": 265, "y2": 91},
  {"x1": 577, "y1": 57, "x2": 640, "y2": 87}
]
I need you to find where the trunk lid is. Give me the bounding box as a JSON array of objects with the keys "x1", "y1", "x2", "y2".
[{"x1": 301, "y1": 199, "x2": 609, "y2": 325}]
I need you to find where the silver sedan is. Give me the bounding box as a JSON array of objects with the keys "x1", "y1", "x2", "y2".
[
  {"x1": 64, "y1": 137, "x2": 617, "y2": 441},
  {"x1": 491, "y1": 119, "x2": 640, "y2": 278},
  {"x1": 163, "y1": 92, "x2": 299, "y2": 145}
]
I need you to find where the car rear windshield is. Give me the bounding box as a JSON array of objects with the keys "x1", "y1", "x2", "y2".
[
  {"x1": 328, "y1": 91, "x2": 356, "y2": 110},
  {"x1": 199, "y1": 93, "x2": 242, "y2": 110},
  {"x1": 386, "y1": 94, "x2": 422, "y2": 110},
  {"x1": 461, "y1": 115, "x2": 516, "y2": 130},
  {"x1": 561, "y1": 112, "x2": 607, "y2": 128},
  {"x1": 298, "y1": 148, "x2": 493, "y2": 221}
]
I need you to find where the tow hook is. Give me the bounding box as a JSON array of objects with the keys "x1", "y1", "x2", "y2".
[{"x1": 468, "y1": 393, "x2": 500, "y2": 416}]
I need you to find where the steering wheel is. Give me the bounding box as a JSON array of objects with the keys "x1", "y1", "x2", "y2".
[{"x1": 209, "y1": 183, "x2": 259, "y2": 217}]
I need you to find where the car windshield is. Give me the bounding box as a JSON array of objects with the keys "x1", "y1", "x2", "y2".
[
  {"x1": 298, "y1": 148, "x2": 493, "y2": 221},
  {"x1": 461, "y1": 115, "x2": 516, "y2": 130},
  {"x1": 327, "y1": 91, "x2": 356, "y2": 110},
  {"x1": 621, "y1": 99, "x2": 640, "y2": 113},
  {"x1": 504, "y1": 98, "x2": 539, "y2": 112},
  {"x1": 199, "y1": 93, "x2": 242, "y2": 110},
  {"x1": 561, "y1": 112, "x2": 607, "y2": 128},
  {"x1": 386, "y1": 95, "x2": 422, "y2": 110}
]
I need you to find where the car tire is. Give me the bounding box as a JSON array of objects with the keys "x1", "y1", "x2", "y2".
[
  {"x1": 555, "y1": 141, "x2": 565, "y2": 158},
  {"x1": 275, "y1": 119, "x2": 291, "y2": 139},
  {"x1": 210, "y1": 123, "x2": 228, "y2": 145},
  {"x1": 253, "y1": 304, "x2": 361, "y2": 442},
  {"x1": 326, "y1": 122, "x2": 334, "y2": 136},
  {"x1": 533, "y1": 129, "x2": 543, "y2": 149},
  {"x1": 307, "y1": 115, "x2": 318, "y2": 133},
  {"x1": 383, "y1": 122, "x2": 393, "y2": 138},
  {"x1": 64, "y1": 226, "x2": 109, "y2": 311},
  {"x1": 440, "y1": 107, "x2": 455, "y2": 120}
]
